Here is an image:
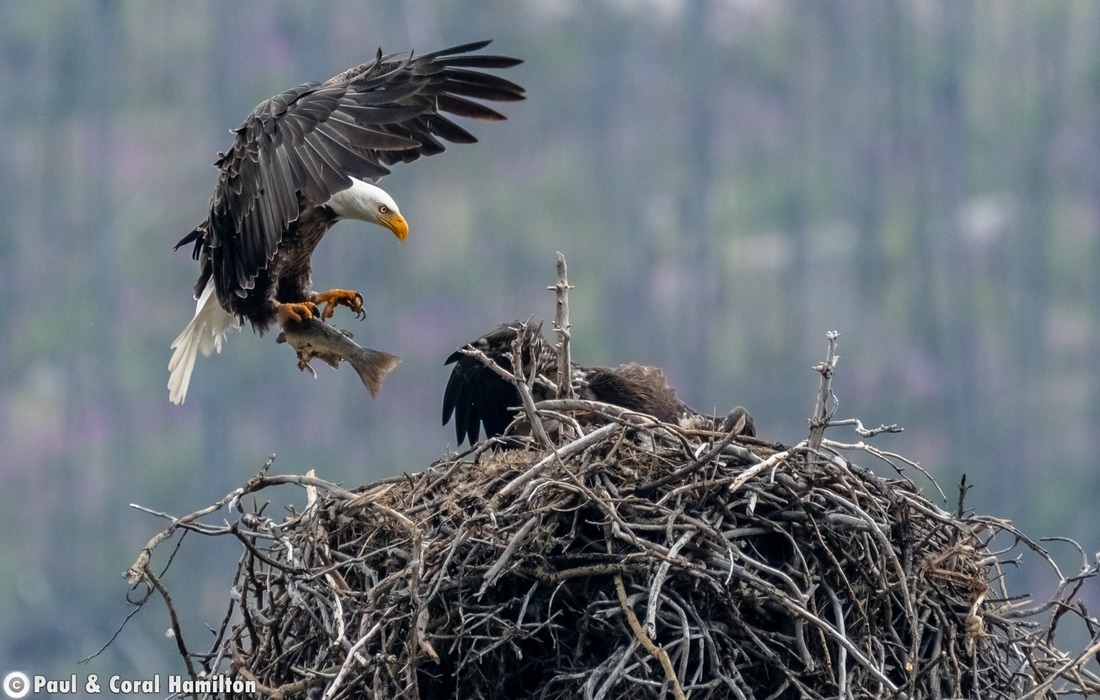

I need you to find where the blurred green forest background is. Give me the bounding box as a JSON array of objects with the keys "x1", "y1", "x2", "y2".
[{"x1": 2, "y1": 0, "x2": 1099, "y2": 682}]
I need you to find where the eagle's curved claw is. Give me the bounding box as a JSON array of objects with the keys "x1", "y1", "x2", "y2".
[{"x1": 311, "y1": 289, "x2": 365, "y2": 320}]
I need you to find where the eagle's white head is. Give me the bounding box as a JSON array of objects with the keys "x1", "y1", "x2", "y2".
[{"x1": 327, "y1": 177, "x2": 409, "y2": 241}]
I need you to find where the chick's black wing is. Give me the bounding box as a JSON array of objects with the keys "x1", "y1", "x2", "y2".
[{"x1": 442, "y1": 322, "x2": 545, "y2": 445}]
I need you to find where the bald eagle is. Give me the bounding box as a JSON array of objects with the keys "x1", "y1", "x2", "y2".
[
  {"x1": 442, "y1": 322, "x2": 755, "y2": 445},
  {"x1": 168, "y1": 41, "x2": 524, "y2": 404}
]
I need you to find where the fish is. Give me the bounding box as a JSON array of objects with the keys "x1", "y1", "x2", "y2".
[{"x1": 275, "y1": 318, "x2": 401, "y2": 398}]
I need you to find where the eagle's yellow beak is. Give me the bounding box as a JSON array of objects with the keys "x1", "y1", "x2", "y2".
[{"x1": 380, "y1": 211, "x2": 409, "y2": 241}]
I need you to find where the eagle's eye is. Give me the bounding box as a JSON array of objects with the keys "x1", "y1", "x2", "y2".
[{"x1": 379, "y1": 205, "x2": 389, "y2": 214}]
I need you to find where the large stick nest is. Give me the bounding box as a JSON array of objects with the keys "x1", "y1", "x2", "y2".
[{"x1": 128, "y1": 409, "x2": 1100, "y2": 699}]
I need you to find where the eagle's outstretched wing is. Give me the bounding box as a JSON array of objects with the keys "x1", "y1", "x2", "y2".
[{"x1": 178, "y1": 40, "x2": 524, "y2": 301}]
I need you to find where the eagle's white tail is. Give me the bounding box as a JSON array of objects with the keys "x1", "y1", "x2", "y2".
[{"x1": 167, "y1": 280, "x2": 239, "y2": 404}]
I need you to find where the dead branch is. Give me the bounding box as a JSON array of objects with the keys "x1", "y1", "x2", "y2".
[
  {"x1": 808, "y1": 330, "x2": 841, "y2": 451},
  {"x1": 550, "y1": 251, "x2": 575, "y2": 400}
]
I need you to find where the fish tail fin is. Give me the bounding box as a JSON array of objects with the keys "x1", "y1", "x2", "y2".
[
  {"x1": 349, "y1": 349, "x2": 402, "y2": 398},
  {"x1": 168, "y1": 280, "x2": 239, "y2": 404}
]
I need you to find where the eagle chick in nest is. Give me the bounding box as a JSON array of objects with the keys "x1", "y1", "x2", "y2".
[{"x1": 442, "y1": 322, "x2": 754, "y2": 445}]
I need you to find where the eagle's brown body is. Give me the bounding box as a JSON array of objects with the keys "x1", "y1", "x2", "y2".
[{"x1": 178, "y1": 195, "x2": 340, "y2": 332}]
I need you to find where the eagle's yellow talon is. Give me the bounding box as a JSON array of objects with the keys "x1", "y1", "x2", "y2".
[{"x1": 311, "y1": 289, "x2": 365, "y2": 320}]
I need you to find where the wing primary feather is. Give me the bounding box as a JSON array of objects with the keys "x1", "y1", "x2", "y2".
[
  {"x1": 420, "y1": 115, "x2": 478, "y2": 144},
  {"x1": 436, "y1": 55, "x2": 524, "y2": 70},
  {"x1": 436, "y1": 74, "x2": 526, "y2": 102},
  {"x1": 413, "y1": 39, "x2": 495, "y2": 60},
  {"x1": 434, "y1": 94, "x2": 508, "y2": 122}
]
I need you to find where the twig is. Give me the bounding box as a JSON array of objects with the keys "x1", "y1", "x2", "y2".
[
  {"x1": 614, "y1": 574, "x2": 687, "y2": 700},
  {"x1": 645, "y1": 530, "x2": 695, "y2": 638},
  {"x1": 142, "y1": 564, "x2": 198, "y2": 693},
  {"x1": 640, "y1": 422, "x2": 761, "y2": 496},
  {"x1": 511, "y1": 323, "x2": 555, "y2": 449},
  {"x1": 727, "y1": 448, "x2": 793, "y2": 494},
  {"x1": 825, "y1": 418, "x2": 903, "y2": 437},
  {"x1": 494, "y1": 422, "x2": 620, "y2": 502},
  {"x1": 480, "y1": 515, "x2": 540, "y2": 595},
  {"x1": 125, "y1": 491, "x2": 242, "y2": 584},
  {"x1": 825, "y1": 585, "x2": 850, "y2": 700},
  {"x1": 822, "y1": 438, "x2": 948, "y2": 503},
  {"x1": 808, "y1": 331, "x2": 841, "y2": 450},
  {"x1": 321, "y1": 631, "x2": 373, "y2": 700},
  {"x1": 549, "y1": 251, "x2": 575, "y2": 400},
  {"x1": 456, "y1": 345, "x2": 518, "y2": 383},
  {"x1": 125, "y1": 471, "x2": 354, "y2": 584}
]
